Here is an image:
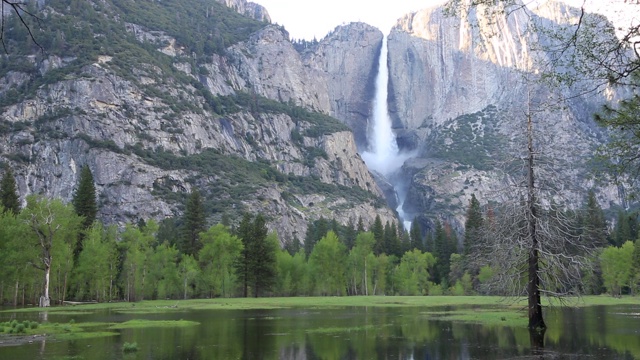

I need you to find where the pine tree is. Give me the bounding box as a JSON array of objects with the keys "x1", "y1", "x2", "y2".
[
  {"x1": 409, "y1": 219, "x2": 422, "y2": 251},
  {"x1": 180, "y1": 189, "x2": 206, "y2": 256},
  {"x1": 371, "y1": 215, "x2": 384, "y2": 255},
  {"x1": 72, "y1": 165, "x2": 98, "y2": 258},
  {"x1": 583, "y1": 190, "x2": 608, "y2": 247},
  {"x1": 463, "y1": 194, "x2": 483, "y2": 257},
  {"x1": 235, "y1": 213, "x2": 277, "y2": 297},
  {"x1": 72, "y1": 165, "x2": 97, "y2": 229},
  {"x1": 0, "y1": 167, "x2": 20, "y2": 215}
]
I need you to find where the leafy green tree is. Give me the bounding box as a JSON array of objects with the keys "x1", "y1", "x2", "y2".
[
  {"x1": 0, "y1": 206, "x2": 33, "y2": 305},
  {"x1": 146, "y1": 242, "x2": 181, "y2": 299},
  {"x1": 347, "y1": 232, "x2": 375, "y2": 296},
  {"x1": 72, "y1": 223, "x2": 118, "y2": 301},
  {"x1": 181, "y1": 189, "x2": 207, "y2": 256},
  {"x1": 600, "y1": 242, "x2": 635, "y2": 296},
  {"x1": 394, "y1": 249, "x2": 436, "y2": 295},
  {"x1": 21, "y1": 195, "x2": 83, "y2": 307},
  {"x1": 178, "y1": 254, "x2": 200, "y2": 299},
  {"x1": 309, "y1": 231, "x2": 347, "y2": 296},
  {"x1": 198, "y1": 224, "x2": 243, "y2": 298},
  {"x1": 120, "y1": 221, "x2": 156, "y2": 302},
  {"x1": 0, "y1": 167, "x2": 20, "y2": 215}
]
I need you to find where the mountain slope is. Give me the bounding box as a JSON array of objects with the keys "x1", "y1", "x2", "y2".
[{"x1": 0, "y1": 0, "x2": 396, "y2": 240}]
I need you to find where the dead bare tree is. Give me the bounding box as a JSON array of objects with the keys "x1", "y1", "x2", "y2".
[{"x1": 471, "y1": 93, "x2": 597, "y2": 332}]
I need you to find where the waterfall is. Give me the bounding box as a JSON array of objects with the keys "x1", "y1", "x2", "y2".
[{"x1": 361, "y1": 34, "x2": 413, "y2": 230}]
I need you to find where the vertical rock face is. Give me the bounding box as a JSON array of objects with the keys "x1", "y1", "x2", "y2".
[{"x1": 303, "y1": 23, "x2": 383, "y2": 147}]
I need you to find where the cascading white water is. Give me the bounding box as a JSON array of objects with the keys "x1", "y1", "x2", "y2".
[{"x1": 361, "y1": 34, "x2": 413, "y2": 230}]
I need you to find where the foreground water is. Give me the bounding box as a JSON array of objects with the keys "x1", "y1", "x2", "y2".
[{"x1": 1, "y1": 304, "x2": 639, "y2": 359}]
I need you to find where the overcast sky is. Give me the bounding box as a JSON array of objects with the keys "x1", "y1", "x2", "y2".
[{"x1": 253, "y1": 0, "x2": 447, "y2": 40}]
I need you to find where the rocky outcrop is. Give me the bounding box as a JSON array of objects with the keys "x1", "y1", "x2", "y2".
[{"x1": 216, "y1": 0, "x2": 271, "y2": 22}]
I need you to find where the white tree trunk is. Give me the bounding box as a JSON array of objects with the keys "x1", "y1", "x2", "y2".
[{"x1": 40, "y1": 264, "x2": 51, "y2": 307}]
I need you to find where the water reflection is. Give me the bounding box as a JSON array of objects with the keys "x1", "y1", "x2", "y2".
[{"x1": 0, "y1": 305, "x2": 639, "y2": 359}]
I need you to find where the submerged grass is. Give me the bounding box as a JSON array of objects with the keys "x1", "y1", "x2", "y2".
[
  {"x1": 108, "y1": 319, "x2": 199, "y2": 329},
  {"x1": 2, "y1": 295, "x2": 638, "y2": 329}
]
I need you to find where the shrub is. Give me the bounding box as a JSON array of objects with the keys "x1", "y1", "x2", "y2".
[
  {"x1": 10, "y1": 320, "x2": 18, "y2": 328},
  {"x1": 30, "y1": 321, "x2": 39, "y2": 329},
  {"x1": 15, "y1": 323, "x2": 26, "y2": 334},
  {"x1": 123, "y1": 342, "x2": 139, "y2": 352}
]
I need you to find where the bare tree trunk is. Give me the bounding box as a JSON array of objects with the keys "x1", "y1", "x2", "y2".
[
  {"x1": 364, "y1": 257, "x2": 368, "y2": 296},
  {"x1": 526, "y1": 112, "x2": 545, "y2": 331},
  {"x1": 40, "y1": 263, "x2": 51, "y2": 307},
  {"x1": 14, "y1": 279, "x2": 19, "y2": 307}
]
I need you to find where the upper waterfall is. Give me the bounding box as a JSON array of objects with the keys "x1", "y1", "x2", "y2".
[
  {"x1": 361, "y1": 35, "x2": 405, "y2": 176},
  {"x1": 361, "y1": 33, "x2": 414, "y2": 230}
]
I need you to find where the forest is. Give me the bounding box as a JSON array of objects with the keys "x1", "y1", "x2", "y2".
[{"x1": 1, "y1": 164, "x2": 638, "y2": 306}]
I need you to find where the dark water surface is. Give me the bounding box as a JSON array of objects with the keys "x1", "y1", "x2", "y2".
[{"x1": 0, "y1": 304, "x2": 639, "y2": 359}]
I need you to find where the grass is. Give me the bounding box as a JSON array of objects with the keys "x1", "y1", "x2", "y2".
[
  {"x1": 108, "y1": 319, "x2": 199, "y2": 329},
  {"x1": 2, "y1": 296, "x2": 639, "y2": 329}
]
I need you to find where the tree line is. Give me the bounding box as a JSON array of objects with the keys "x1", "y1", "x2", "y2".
[{"x1": 1, "y1": 164, "x2": 639, "y2": 306}]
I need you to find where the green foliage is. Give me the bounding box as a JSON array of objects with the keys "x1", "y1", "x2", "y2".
[
  {"x1": 0, "y1": 167, "x2": 20, "y2": 215},
  {"x1": 600, "y1": 241, "x2": 635, "y2": 296},
  {"x1": 464, "y1": 194, "x2": 483, "y2": 257},
  {"x1": 180, "y1": 189, "x2": 206, "y2": 256},
  {"x1": 394, "y1": 249, "x2": 436, "y2": 296},
  {"x1": 198, "y1": 224, "x2": 243, "y2": 298},
  {"x1": 235, "y1": 214, "x2": 277, "y2": 297},
  {"x1": 123, "y1": 342, "x2": 139, "y2": 353},
  {"x1": 309, "y1": 231, "x2": 347, "y2": 296},
  {"x1": 72, "y1": 165, "x2": 98, "y2": 230},
  {"x1": 429, "y1": 105, "x2": 506, "y2": 170}
]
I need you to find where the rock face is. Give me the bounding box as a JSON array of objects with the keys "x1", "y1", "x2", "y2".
[
  {"x1": 215, "y1": 0, "x2": 271, "y2": 22},
  {"x1": 381, "y1": 1, "x2": 629, "y2": 229},
  {"x1": 0, "y1": 0, "x2": 396, "y2": 242},
  {"x1": 302, "y1": 23, "x2": 383, "y2": 147}
]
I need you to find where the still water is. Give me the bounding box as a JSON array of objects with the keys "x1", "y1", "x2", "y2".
[{"x1": 0, "y1": 304, "x2": 639, "y2": 359}]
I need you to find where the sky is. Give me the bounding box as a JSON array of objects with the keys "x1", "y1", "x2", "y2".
[{"x1": 253, "y1": 0, "x2": 447, "y2": 40}]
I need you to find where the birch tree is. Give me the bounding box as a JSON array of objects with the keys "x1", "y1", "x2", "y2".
[{"x1": 21, "y1": 195, "x2": 82, "y2": 307}]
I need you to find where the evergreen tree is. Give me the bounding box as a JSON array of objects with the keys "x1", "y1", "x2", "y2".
[
  {"x1": 463, "y1": 194, "x2": 483, "y2": 258},
  {"x1": 235, "y1": 213, "x2": 253, "y2": 297},
  {"x1": 371, "y1": 215, "x2": 384, "y2": 255},
  {"x1": 409, "y1": 219, "x2": 422, "y2": 251},
  {"x1": 0, "y1": 167, "x2": 20, "y2": 215},
  {"x1": 251, "y1": 217, "x2": 278, "y2": 297},
  {"x1": 180, "y1": 189, "x2": 206, "y2": 256},
  {"x1": 583, "y1": 190, "x2": 608, "y2": 247},
  {"x1": 235, "y1": 214, "x2": 277, "y2": 297},
  {"x1": 614, "y1": 211, "x2": 633, "y2": 247},
  {"x1": 356, "y1": 216, "x2": 365, "y2": 233},
  {"x1": 343, "y1": 218, "x2": 357, "y2": 250},
  {"x1": 433, "y1": 220, "x2": 451, "y2": 286},
  {"x1": 72, "y1": 165, "x2": 97, "y2": 229}
]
